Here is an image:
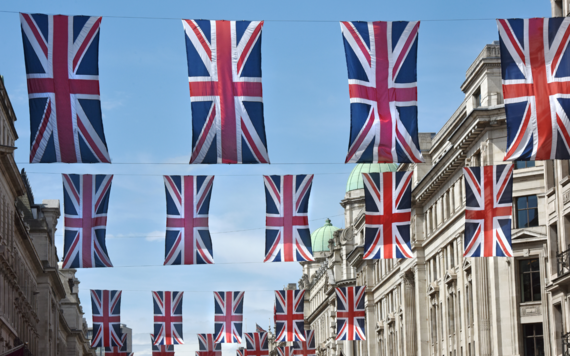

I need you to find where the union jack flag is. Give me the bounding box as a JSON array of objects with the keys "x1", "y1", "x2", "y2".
[
  {"x1": 264, "y1": 175, "x2": 314, "y2": 263},
  {"x1": 463, "y1": 165, "x2": 514, "y2": 257},
  {"x1": 498, "y1": 18, "x2": 570, "y2": 161},
  {"x1": 244, "y1": 332, "x2": 269, "y2": 356},
  {"x1": 293, "y1": 330, "x2": 316, "y2": 356},
  {"x1": 196, "y1": 333, "x2": 221, "y2": 356},
  {"x1": 214, "y1": 291, "x2": 244, "y2": 343},
  {"x1": 105, "y1": 332, "x2": 134, "y2": 356},
  {"x1": 20, "y1": 13, "x2": 110, "y2": 163},
  {"x1": 151, "y1": 334, "x2": 175, "y2": 356},
  {"x1": 362, "y1": 172, "x2": 413, "y2": 259},
  {"x1": 62, "y1": 174, "x2": 113, "y2": 268},
  {"x1": 335, "y1": 286, "x2": 366, "y2": 341},
  {"x1": 277, "y1": 346, "x2": 294, "y2": 356},
  {"x1": 340, "y1": 21, "x2": 424, "y2": 164},
  {"x1": 256, "y1": 324, "x2": 266, "y2": 333},
  {"x1": 91, "y1": 289, "x2": 122, "y2": 348},
  {"x1": 274, "y1": 289, "x2": 305, "y2": 342},
  {"x1": 163, "y1": 175, "x2": 215, "y2": 265},
  {"x1": 153, "y1": 291, "x2": 184, "y2": 345},
  {"x1": 183, "y1": 19, "x2": 270, "y2": 164},
  {"x1": 236, "y1": 350, "x2": 246, "y2": 356}
]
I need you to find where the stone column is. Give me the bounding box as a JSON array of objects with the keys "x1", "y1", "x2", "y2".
[
  {"x1": 404, "y1": 272, "x2": 417, "y2": 356},
  {"x1": 413, "y1": 263, "x2": 429, "y2": 356},
  {"x1": 475, "y1": 259, "x2": 491, "y2": 356}
]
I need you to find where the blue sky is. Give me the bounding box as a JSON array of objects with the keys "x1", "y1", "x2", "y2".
[{"x1": 0, "y1": 0, "x2": 551, "y2": 354}]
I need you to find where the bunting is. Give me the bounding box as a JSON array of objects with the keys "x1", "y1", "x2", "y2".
[
  {"x1": 91, "y1": 289, "x2": 123, "y2": 348},
  {"x1": 274, "y1": 289, "x2": 305, "y2": 342},
  {"x1": 335, "y1": 286, "x2": 366, "y2": 341},
  {"x1": 196, "y1": 334, "x2": 221, "y2": 356},
  {"x1": 293, "y1": 330, "x2": 316, "y2": 356},
  {"x1": 151, "y1": 334, "x2": 175, "y2": 356},
  {"x1": 153, "y1": 291, "x2": 184, "y2": 345},
  {"x1": 244, "y1": 332, "x2": 269, "y2": 356},
  {"x1": 104, "y1": 332, "x2": 134, "y2": 356},
  {"x1": 214, "y1": 291, "x2": 244, "y2": 343}
]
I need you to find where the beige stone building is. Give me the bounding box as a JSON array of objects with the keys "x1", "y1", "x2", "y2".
[
  {"x1": 0, "y1": 77, "x2": 94, "y2": 356},
  {"x1": 298, "y1": 37, "x2": 570, "y2": 356}
]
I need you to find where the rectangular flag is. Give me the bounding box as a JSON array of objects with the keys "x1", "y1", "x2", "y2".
[
  {"x1": 256, "y1": 324, "x2": 266, "y2": 333},
  {"x1": 293, "y1": 330, "x2": 316, "y2": 356},
  {"x1": 151, "y1": 334, "x2": 175, "y2": 355},
  {"x1": 236, "y1": 350, "x2": 246, "y2": 356},
  {"x1": 277, "y1": 346, "x2": 294, "y2": 356},
  {"x1": 196, "y1": 334, "x2": 221, "y2": 356},
  {"x1": 335, "y1": 286, "x2": 366, "y2": 341},
  {"x1": 91, "y1": 289, "x2": 122, "y2": 348},
  {"x1": 340, "y1": 21, "x2": 423, "y2": 164},
  {"x1": 244, "y1": 332, "x2": 269, "y2": 356},
  {"x1": 183, "y1": 19, "x2": 270, "y2": 164},
  {"x1": 274, "y1": 289, "x2": 305, "y2": 342},
  {"x1": 497, "y1": 18, "x2": 570, "y2": 160},
  {"x1": 20, "y1": 13, "x2": 110, "y2": 163},
  {"x1": 264, "y1": 175, "x2": 314, "y2": 262},
  {"x1": 163, "y1": 175, "x2": 215, "y2": 265},
  {"x1": 153, "y1": 291, "x2": 184, "y2": 345},
  {"x1": 463, "y1": 164, "x2": 514, "y2": 257},
  {"x1": 105, "y1": 332, "x2": 134, "y2": 356},
  {"x1": 362, "y1": 172, "x2": 413, "y2": 259},
  {"x1": 214, "y1": 291, "x2": 244, "y2": 343},
  {"x1": 62, "y1": 174, "x2": 113, "y2": 268}
]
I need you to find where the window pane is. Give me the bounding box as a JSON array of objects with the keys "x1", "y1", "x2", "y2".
[
  {"x1": 518, "y1": 209, "x2": 529, "y2": 229},
  {"x1": 522, "y1": 274, "x2": 531, "y2": 302},
  {"x1": 528, "y1": 208, "x2": 539, "y2": 227},
  {"x1": 535, "y1": 323, "x2": 543, "y2": 336},
  {"x1": 521, "y1": 260, "x2": 531, "y2": 273},
  {"x1": 516, "y1": 161, "x2": 526, "y2": 169},
  {"x1": 535, "y1": 336, "x2": 545, "y2": 356},
  {"x1": 524, "y1": 338, "x2": 535, "y2": 356},
  {"x1": 527, "y1": 161, "x2": 536, "y2": 168},
  {"x1": 530, "y1": 259, "x2": 539, "y2": 271},
  {"x1": 518, "y1": 197, "x2": 528, "y2": 209},
  {"x1": 532, "y1": 272, "x2": 541, "y2": 301},
  {"x1": 528, "y1": 195, "x2": 538, "y2": 208}
]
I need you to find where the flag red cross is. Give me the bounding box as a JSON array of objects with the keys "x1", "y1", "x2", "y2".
[
  {"x1": 64, "y1": 175, "x2": 111, "y2": 267},
  {"x1": 187, "y1": 21, "x2": 263, "y2": 163},
  {"x1": 92, "y1": 291, "x2": 121, "y2": 345},
  {"x1": 154, "y1": 292, "x2": 183, "y2": 345},
  {"x1": 464, "y1": 167, "x2": 512, "y2": 257},
  {"x1": 198, "y1": 334, "x2": 221, "y2": 356},
  {"x1": 500, "y1": 19, "x2": 570, "y2": 159},
  {"x1": 266, "y1": 176, "x2": 309, "y2": 261},
  {"x1": 363, "y1": 173, "x2": 411, "y2": 259},
  {"x1": 165, "y1": 176, "x2": 209, "y2": 264},
  {"x1": 215, "y1": 292, "x2": 243, "y2": 342},
  {"x1": 346, "y1": 22, "x2": 418, "y2": 162},
  {"x1": 246, "y1": 333, "x2": 268, "y2": 356},
  {"x1": 337, "y1": 288, "x2": 366, "y2": 340},
  {"x1": 293, "y1": 344, "x2": 314, "y2": 356},
  {"x1": 23, "y1": 14, "x2": 103, "y2": 162},
  {"x1": 274, "y1": 290, "x2": 304, "y2": 341}
]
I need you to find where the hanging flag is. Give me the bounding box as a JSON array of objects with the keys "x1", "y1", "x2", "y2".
[
  {"x1": 274, "y1": 289, "x2": 305, "y2": 342},
  {"x1": 362, "y1": 172, "x2": 413, "y2": 259},
  {"x1": 214, "y1": 291, "x2": 244, "y2": 343},
  {"x1": 153, "y1": 291, "x2": 184, "y2": 345},
  {"x1": 62, "y1": 174, "x2": 113, "y2": 268},
  {"x1": 293, "y1": 330, "x2": 316, "y2": 356},
  {"x1": 463, "y1": 164, "x2": 514, "y2": 257},
  {"x1": 91, "y1": 289, "x2": 123, "y2": 348},
  {"x1": 20, "y1": 13, "x2": 110, "y2": 163},
  {"x1": 264, "y1": 175, "x2": 314, "y2": 263},
  {"x1": 196, "y1": 334, "x2": 221, "y2": 356},
  {"x1": 497, "y1": 18, "x2": 570, "y2": 161},
  {"x1": 255, "y1": 324, "x2": 266, "y2": 333},
  {"x1": 244, "y1": 332, "x2": 269, "y2": 356},
  {"x1": 151, "y1": 334, "x2": 175, "y2": 356},
  {"x1": 236, "y1": 350, "x2": 246, "y2": 356},
  {"x1": 182, "y1": 19, "x2": 270, "y2": 164},
  {"x1": 277, "y1": 346, "x2": 294, "y2": 356},
  {"x1": 163, "y1": 175, "x2": 215, "y2": 265},
  {"x1": 335, "y1": 286, "x2": 366, "y2": 341},
  {"x1": 105, "y1": 332, "x2": 134, "y2": 356},
  {"x1": 340, "y1": 21, "x2": 423, "y2": 164}
]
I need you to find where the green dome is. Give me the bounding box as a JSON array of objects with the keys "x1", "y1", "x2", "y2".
[
  {"x1": 311, "y1": 218, "x2": 341, "y2": 252},
  {"x1": 346, "y1": 163, "x2": 398, "y2": 192}
]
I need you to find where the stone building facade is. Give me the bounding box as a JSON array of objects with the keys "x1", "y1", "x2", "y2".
[
  {"x1": 298, "y1": 39, "x2": 570, "y2": 356},
  {"x1": 0, "y1": 77, "x2": 94, "y2": 356}
]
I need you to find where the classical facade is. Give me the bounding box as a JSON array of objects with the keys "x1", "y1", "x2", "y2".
[
  {"x1": 0, "y1": 77, "x2": 93, "y2": 356},
  {"x1": 298, "y1": 39, "x2": 570, "y2": 356}
]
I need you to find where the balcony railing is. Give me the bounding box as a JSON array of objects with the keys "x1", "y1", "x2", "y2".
[
  {"x1": 562, "y1": 331, "x2": 570, "y2": 356},
  {"x1": 557, "y1": 247, "x2": 570, "y2": 276}
]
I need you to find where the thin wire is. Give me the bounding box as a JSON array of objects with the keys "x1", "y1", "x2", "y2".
[
  {"x1": 55, "y1": 213, "x2": 345, "y2": 239},
  {"x1": 81, "y1": 287, "x2": 281, "y2": 292},
  {"x1": 23, "y1": 171, "x2": 353, "y2": 177},
  {"x1": 0, "y1": 9, "x2": 499, "y2": 22},
  {"x1": 18, "y1": 161, "x2": 350, "y2": 165}
]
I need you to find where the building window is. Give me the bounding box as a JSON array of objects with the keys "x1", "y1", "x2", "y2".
[
  {"x1": 515, "y1": 161, "x2": 536, "y2": 169},
  {"x1": 522, "y1": 323, "x2": 544, "y2": 356},
  {"x1": 516, "y1": 196, "x2": 539, "y2": 228},
  {"x1": 520, "y1": 259, "x2": 541, "y2": 302}
]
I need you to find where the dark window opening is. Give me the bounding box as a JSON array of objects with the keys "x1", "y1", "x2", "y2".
[
  {"x1": 515, "y1": 161, "x2": 536, "y2": 169},
  {"x1": 520, "y1": 259, "x2": 541, "y2": 302},
  {"x1": 522, "y1": 323, "x2": 544, "y2": 356},
  {"x1": 517, "y1": 196, "x2": 539, "y2": 228}
]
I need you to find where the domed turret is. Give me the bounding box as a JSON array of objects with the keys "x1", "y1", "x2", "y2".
[
  {"x1": 346, "y1": 163, "x2": 398, "y2": 192},
  {"x1": 311, "y1": 218, "x2": 341, "y2": 252}
]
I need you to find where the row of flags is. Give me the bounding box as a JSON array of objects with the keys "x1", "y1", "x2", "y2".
[
  {"x1": 90, "y1": 286, "x2": 362, "y2": 354},
  {"x1": 18, "y1": 13, "x2": 570, "y2": 164},
  {"x1": 62, "y1": 164, "x2": 513, "y2": 270}
]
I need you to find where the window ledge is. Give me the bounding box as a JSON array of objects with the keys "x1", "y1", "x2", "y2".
[
  {"x1": 561, "y1": 176, "x2": 570, "y2": 187},
  {"x1": 520, "y1": 301, "x2": 541, "y2": 306}
]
